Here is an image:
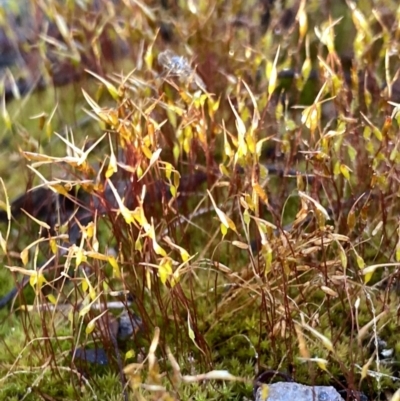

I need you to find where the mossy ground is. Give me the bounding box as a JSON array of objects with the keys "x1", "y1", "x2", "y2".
[{"x1": 1, "y1": 0, "x2": 400, "y2": 400}]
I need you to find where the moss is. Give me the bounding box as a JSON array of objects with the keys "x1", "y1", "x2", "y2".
[{"x1": 1, "y1": 0, "x2": 400, "y2": 399}]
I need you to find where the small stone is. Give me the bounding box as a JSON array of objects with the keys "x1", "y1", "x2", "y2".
[
  {"x1": 254, "y1": 382, "x2": 344, "y2": 401},
  {"x1": 74, "y1": 347, "x2": 109, "y2": 366},
  {"x1": 117, "y1": 310, "x2": 143, "y2": 341}
]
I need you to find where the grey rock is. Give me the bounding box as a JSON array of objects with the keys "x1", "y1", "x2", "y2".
[
  {"x1": 117, "y1": 310, "x2": 143, "y2": 341},
  {"x1": 74, "y1": 347, "x2": 109, "y2": 366},
  {"x1": 254, "y1": 382, "x2": 344, "y2": 401}
]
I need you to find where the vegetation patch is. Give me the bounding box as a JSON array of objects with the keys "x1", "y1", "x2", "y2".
[{"x1": 1, "y1": 0, "x2": 400, "y2": 400}]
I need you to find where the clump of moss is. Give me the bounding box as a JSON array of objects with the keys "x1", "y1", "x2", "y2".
[{"x1": 1, "y1": 0, "x2": 400, "y2": 399}]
